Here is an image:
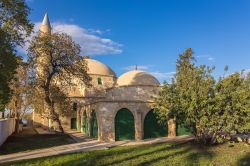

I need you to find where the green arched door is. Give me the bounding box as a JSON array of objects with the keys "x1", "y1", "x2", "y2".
[
  {"x1": 176, "y1": 123, "x2": 192, "y2": 136},
  {"x1": 91, "y1": 111, "x2": 98, "y2": 138},
  {"x1": 71, "y1": 118, "x2": 77, "y2": 129},
  {"x1": 115, "y1": 108, "x2": 135, "y2": 141},
  {"x1": 84, "y1": 112, "x2": 88, "y2": 136},
  {"x1": 144, "y1": 110, "x2": 168, "y2": 139}
]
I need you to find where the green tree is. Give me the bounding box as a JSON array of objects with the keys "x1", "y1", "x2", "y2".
[
  {"x1": 0, "y1": 0, "x2": 33, "y2": 116},
  {"x1": 28, "y1": 32, "x2": 91, "y2": 133},
  {"x1": 212, "y1": 72, "x2": 250, "y2": 137},
  {"x1": 7, "y1": 57, "x2": 32, "y2": 132},
  {"x1": 153, "y1": 79, "x2": 180, "y2": 124},
  {"x1": 154, "y1": 48, "x2": 250, "y2": 145}
]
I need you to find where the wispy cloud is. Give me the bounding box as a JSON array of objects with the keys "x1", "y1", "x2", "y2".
[
  {"x1": 196, "y1": 55, "x2": 215, "y2": 61},
  {"x1": 122, "y1": 65, "x2": 175, "y2": 83},
  {"x1": 123, "y1": 65, "x2": 151, "y2": 71},
  {"x1": 18, "y1": 22, "x2": 122, "y2": 56},
  {"x1": 150, "y1": 71, "x2": 176, "y2": 79},
  {"x1": 242, "y1": 68, "x2": 250, "y2": 77}
]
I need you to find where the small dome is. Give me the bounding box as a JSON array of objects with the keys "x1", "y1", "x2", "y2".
[
  {"x1": 85, "y1": 58, "x2": 116, "y2": 77},
  {"x1": 117, "y1": 70, "x2": 160, "y2": 86}
]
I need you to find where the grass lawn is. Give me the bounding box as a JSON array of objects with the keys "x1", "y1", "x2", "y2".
[
  {"x1": 3, "y1": 141, "x2": 250, "y2": 166},
  {"x1": 0, "y1": 127, "x2": 75, "y2": 155}
]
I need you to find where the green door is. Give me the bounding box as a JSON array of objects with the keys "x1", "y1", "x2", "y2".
[
  {"x1": 115, "y1": 108, "x2": 135, "y2": 141},
  {"x1": 84, "y1": 112, "x2": 88, "y2": 136},
  {"x1": 91, "y1": 111, "x2": 98, "y2": 138},
  {"x1": 176, "y1": 123, "x2": 192, "y2": 136},
  {"x1": 71, "y1": 118, "x2": 77, "y2": 129},
  {"x1": 144, "y1": 110, "x2": 168, "y2": 139}
]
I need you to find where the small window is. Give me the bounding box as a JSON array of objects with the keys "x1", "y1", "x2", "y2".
[
  {"x1": 97, "y1": 77, "x2": 102, "y2": 85},
  {"x1": 73, "y1": 103, "x2": 77, "y2": 111}
]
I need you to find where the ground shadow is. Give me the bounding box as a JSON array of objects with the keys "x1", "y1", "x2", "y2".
[
  {"x1": 0, "y1": 127, "x2": 74, "y2": 155},
  {"x1": 236, "y1": 153, "x2": 250, "y2": 166}
]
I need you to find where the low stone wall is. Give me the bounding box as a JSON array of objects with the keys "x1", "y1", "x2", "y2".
[{"x1": 0, "y1": 118, "x2": 15, "y2": 146}]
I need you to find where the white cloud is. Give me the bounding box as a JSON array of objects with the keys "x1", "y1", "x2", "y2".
[
  {"x1": 18, "y1": 22, "x2": 122, "y2": 56},
  {"x1": 122, "y1": 65, "x2": 175, "y2": 82},
  {"x1": 242, "y1": 68, "x2": 250, "y2": 77},
  {"x1": 150, "y1": 71, "x2": 176, "y2": 79},
  {"x1": 196, "y1": 55, "x2": 215, "y2": 61},
  {"x1": 123, "y1": 65, "x2": 150, "y2": 71},
  {"x1": 208, "y1": 57, "x2": 215, "y2": 61}
]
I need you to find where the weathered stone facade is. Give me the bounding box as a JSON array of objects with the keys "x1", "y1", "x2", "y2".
[{"x1": 33, "y1": 13, "x2": 177, "y2": 142}]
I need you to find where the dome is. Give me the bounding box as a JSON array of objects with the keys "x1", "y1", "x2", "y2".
[
  {"x1": 85, "y1": 58, "x2": 116, "y2": 77},
  {"x1": 117, "y1": 70, "x2": 160, "y2": 86}
]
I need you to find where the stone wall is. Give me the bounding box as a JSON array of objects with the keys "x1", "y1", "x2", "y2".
[
  {"x1": 105, "y1": 85, "x2": 160, "y2": 101},
  {"x1": 0, "y1": 118, "x2": 15, "y2": 146},
  {"x1": 64, "y1": 74, "x2": 116, "y2": 98},
  {"x1": 92, "y1": 101, "x2": 153, "y2": 142}
]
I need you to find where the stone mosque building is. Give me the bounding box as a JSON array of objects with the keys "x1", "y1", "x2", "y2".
[{"x1": 33, "y1": 13, "x2": 191, "y2": 142}]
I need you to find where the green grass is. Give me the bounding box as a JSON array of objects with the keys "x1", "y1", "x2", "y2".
[
  {"x1": 0, "y1": 128, "x2": 75, "y2": 155},
  {"x1": 3, "y1": 141, "x2": 250, "y2": 166}
]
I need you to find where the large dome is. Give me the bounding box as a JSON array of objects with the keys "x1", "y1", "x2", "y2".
[
  {"x1": 85, "y1": 58, "x2": 116, "y2": 77},
  {"x1": 117, "y1": 70, "x2": 160, "y2": 86}
]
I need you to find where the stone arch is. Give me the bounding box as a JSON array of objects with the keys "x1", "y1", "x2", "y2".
[
  {"x1": 115, "y1": 108, "x2": 135, "y2": 141},
  {"x1": 143, "y1": 109, "x2": 168, "y2": 139}
]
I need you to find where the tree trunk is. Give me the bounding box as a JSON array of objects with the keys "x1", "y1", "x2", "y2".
[
  {"x1": 15, "y1": 118, "x2": 20, "y2": 133},
  {"x1": 54, "y1": 115, "x2": 64, "y2": 133},
  {"x1": 43, "y1": 70, "x2": 64, "y2": 133},
  {"x1": 44, "y1": 93, "x2": 64, "y2": 133}
]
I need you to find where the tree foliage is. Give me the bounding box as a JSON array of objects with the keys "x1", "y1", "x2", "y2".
[
  {"x1": 0, "y1": 0, "x2": 33, "y2": 113},
  {"x1": 28, "y1": 32, "x2": 91, "y2": 132},
  {"x1": 154, "y1": 48, "x2": 250, "y2": 145},
  {"x1": 7, "y1": 57, "x2": 32, "y2": 132}
]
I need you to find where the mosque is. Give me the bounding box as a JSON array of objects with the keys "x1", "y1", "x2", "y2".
[{"x1": 33, "y1": 13, "x2": 190, "y2": 142}]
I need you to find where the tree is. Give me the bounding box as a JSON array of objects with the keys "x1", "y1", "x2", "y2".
[
  {"x1": 7, "y1": 57, "x2": 32, "y2": 132},
  {"x1": 153, "y1": 79, "x2": 180, "y2": 123},
  {"x1": 212, "y1": 72, "x2": 250, "y2": 137},
  {"x1": 0, "y1": 0, "x2": 33, "y2": 116},
  {"x1": 154, "y1": 48, "x2": 250, "y2": 145},
  {"x1": 28, "y1": 32, "x2": 91, "y2": 133}
]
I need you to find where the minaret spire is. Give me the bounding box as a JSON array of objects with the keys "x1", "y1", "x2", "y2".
[{"x1": 40, "y1": 12, "x2": 51, "y2": 34}]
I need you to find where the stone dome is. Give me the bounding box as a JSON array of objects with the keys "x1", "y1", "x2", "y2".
[
  {"x1": 85, "y1": 58, "x2": 116, "y2": 77},
  {"x1": 117, "y1": 70, "x2": 160, "y2": 86}
]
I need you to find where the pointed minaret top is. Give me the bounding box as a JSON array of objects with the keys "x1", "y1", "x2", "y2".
[
  {"x1": 40, "y1": 12, "x2": 51, "y2": 34},
  {"x1": 42, "y1": 12, "x2": 51, "y2": 27}
]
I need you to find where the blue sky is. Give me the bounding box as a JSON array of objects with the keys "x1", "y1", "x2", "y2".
[{"x1": 24, "y1": 0, "x2": 250, "y2": 82}]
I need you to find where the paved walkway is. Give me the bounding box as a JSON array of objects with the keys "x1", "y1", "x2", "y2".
[
  {"x1": 35, "y1": 127, "x2": 56, "y2": 135},
  {"x1": 64, "y1": 129, "x2": 96, "y2": 143},
  {"x1": 0, "y1": 135, "x2": 193, "y2": 164}
]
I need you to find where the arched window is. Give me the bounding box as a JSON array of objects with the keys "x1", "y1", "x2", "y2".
[{"x1": 97, "y1": 77, "x2": 102, "y2": 85}]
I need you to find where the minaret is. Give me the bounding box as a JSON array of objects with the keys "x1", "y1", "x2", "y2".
[
  {"x1": 37, "y1": 12, "x2": 51, "y2": 77},
  {"x1": 33, "y1": 12, "x2": 52, "y2": 130},
  {"x1": 40, "y1": 12, "x2": 51, "y2": 34}
]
